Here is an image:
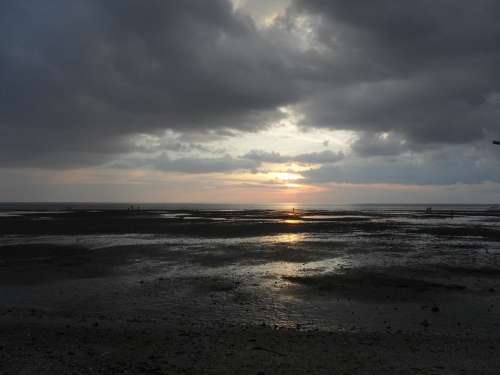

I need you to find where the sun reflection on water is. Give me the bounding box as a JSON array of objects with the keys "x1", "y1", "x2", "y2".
[
  {"x1": 268, "y1": 232, "x2": 305, "y2": 244},
  {"x1": 282, "y1": 219, "x2": 304, "y2": 224}
]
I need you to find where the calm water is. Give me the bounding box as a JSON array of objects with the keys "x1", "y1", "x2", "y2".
[{"x1": 0, "y1": 202, "x2": 497, "y2": 212}]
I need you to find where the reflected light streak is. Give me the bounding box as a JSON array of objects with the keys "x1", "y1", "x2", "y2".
[
  {"x1": 269, "y1": 232, "x2": 305, "y2": 244},
  {"x1": 283, "y1": 219, "x2": 304, "y2": 224}
]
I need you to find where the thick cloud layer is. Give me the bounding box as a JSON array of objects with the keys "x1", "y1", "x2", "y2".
[
  {"x1": 0, "y1": 0, "x2": 296, "y2": 166},
  {"x1": 293, "y1": 0, "x2": 500, "y2": 148},
  {"x1": 1, "y1": 0, "x2": 500, "y2": 190}
]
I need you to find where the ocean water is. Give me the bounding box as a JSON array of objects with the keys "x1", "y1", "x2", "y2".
[{"x1": 0, "y1": 201, "x2": 497, "y2": 212}]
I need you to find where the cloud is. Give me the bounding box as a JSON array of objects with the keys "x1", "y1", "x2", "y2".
[
  {"x1": 243, "y1": 149, "x2": 344, "y2": 164},
  {"x1": 114, "y1": 147, "x2": 344, "y2": 174},
  {"x1": 351, "y1": 132, "x2": 410, "y2": 157},
  {"x1": 113, "y1": 153, "x2": 259, "y2": 174},
  {"x1": 154, "y1": 155, "x2": 258, "y2": 174},
  {"x1": 2, "y1": 0, "x2": 500, "y2": 192},
  {"x1": 293, "y1": 150, "x2": 344, "y2": 164},
  {"x1": 0, "y1": 0, "x2": 299, "y2": 167},
  {"x1": 290, "y1": 0, "x2": 500, "y2": 147},
  {"x1": 242, "y1": 150, "x2": 288, "y2": 163},
  {"x1": 303, "y1": 144, "x2": 500, "y2": 185}
]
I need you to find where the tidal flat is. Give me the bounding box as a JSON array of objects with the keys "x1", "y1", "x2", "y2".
[{"x1": 1, "y1": 207, "x2": 500, "y2": 373}]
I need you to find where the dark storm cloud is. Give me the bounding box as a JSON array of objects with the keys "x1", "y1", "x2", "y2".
[
  {"x1": 0, "y1": 0, "x2": 297, "y2": 167},
  {"x1": 2, "y1": 0, "x2": 500, "y2": 185},
  {"x1": 292, "y1": 0, "x2": 500, "y2": 149}
]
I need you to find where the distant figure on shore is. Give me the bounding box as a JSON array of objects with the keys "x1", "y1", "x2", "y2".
[{"x1": 425, "y1": 207, "x2": 432, "y2": 214}]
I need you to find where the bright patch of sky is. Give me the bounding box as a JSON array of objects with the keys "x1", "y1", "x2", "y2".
[{"x1": 231, "y1": 0, "x2": 291, "y2": 27}]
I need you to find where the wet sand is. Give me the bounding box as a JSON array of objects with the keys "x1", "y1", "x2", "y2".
[
  {"x1": 2, "y1": 307, "x2": 500, "y2": 374},
  {"x1": 1, "y1": 208, "x2": 500, "y2": 373}
]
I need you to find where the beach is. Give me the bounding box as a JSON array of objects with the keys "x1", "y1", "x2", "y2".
[{"x1": 1, "y1": 205, "x2": 500, "y2": 373}]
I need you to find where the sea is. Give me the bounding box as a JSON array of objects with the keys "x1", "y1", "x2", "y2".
[{"x1": 0, "y1": 201, "x2": 497, "y2": 212}]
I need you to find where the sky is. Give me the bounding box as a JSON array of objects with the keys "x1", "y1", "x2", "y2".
[{"x1": 1, "y1": 0, "x2": 500, "y2": 204}]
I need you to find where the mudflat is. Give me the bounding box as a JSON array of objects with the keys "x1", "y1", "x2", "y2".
[{"x1": 1, "y1": 208, "x2": 500, "y2": 373}]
